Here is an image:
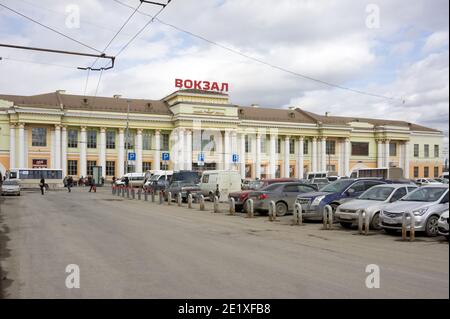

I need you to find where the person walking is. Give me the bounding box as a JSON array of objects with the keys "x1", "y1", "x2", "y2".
[
  {"x1": 89, "y1": 177, "x2": 97, "y2": 193},
  {"x1": 67, "y1": 176, "x2": 73, "y2": 193},
  {"x1": 39, "y1": 176, "x2": 45, "y2": 195}
]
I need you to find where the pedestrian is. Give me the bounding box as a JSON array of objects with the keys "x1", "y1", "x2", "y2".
[
  {"x1": 89, "y1": 177, "x2": 97, "y2": 193},
  {"x1": 67, "y1": 176, "x2": 73, "y2": 193},
  {"x1": 39, "y1": 176, "x2": 45, "y2": 195},
  {"x1": 112, "y1": 176, "x2": 116, "y2": 186},
  {"x1": 124, "y1": 176, "x2": 130, "y2": 188},
  {"x1": 215, "y1": 184, "x2": 220, "y2": 199}
]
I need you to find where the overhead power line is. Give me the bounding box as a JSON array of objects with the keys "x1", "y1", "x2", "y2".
[
  {"x1": 0, "y1": 2, "x2": 103, "y2": 54},
  {"x1": 0, "y1": 56, "x2": 77, "y2": 69}
]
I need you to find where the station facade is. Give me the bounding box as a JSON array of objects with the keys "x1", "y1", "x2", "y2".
[{"x1": 0, "y1": 89, "x2": 445, "y2": 180}]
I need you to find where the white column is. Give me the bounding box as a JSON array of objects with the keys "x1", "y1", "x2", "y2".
[
  {"x1": 344, "y1": 138, "x2": 351, "y2": 176},
  {"x1": 269, "y1": 133, "x2": 277, "y2": 178},
  {"x1": 377, "y1": 139, "x2": 383, "y2": 168},
  {"x1": 118, "y1": 128, "x2": 125, "y2": 177},
  {"x1": 297, "y1": 137, "x2": 304, "y2": 179},
  {"x1": 80, "y1": 127, "x2": 87, "y2": 177},
  {"x1": 136, "y1": 129, "x2": 143, "y2": 173},
  {"x1": 384, "y1": 139, "x2": 390, "y2": 168},
  {"x1": 99, "y1": 128, "x2": 106, "y2": 177},
  {"x1": 311, "y1": 137, "x2": 318, "y2": 172},
  {"x1": 9, "y1": 124, "x2": 16, "y2": 169},
  {"x1": 256, "y1": 133, "x2": 261, "y2": 179},
  {"x1": 404, "y1": 141, "x2": 410, "y2": 178},
  {"x1": 18, "y1": 124, "x2": 25, "y2": 168},
  {"x1": 240, "y1": 133, "x2": 246, "y2": 179},
  {"x1": 224, "y1": 130, "x2": 231, "y2": 171},
  {"x1": 54, "y1": 125, "x2": 61, "y2": 170},
  {"x1": 321, "y1": 137, "x2": 327, "y2": 172},
  {"x1": 51, "y1": 129, "x2": 56, "y2": 168},
  {"x1": 186, "y1": 130, "x2": 192, "y2": 170},
  {"x1": 172, "y1": 129, "x2": 179, "y2": 171},
  {"x1": 178, "y1": 129, "x2": 185, "y2": 170},
  {"x1": 154, "y1": 130, "x2": 161, "y2": 171},
  {"x1": 284, "y1": 136, "x2": 290, "y2": 178},
  {"x1": 61, "y1": 126, "x2": 67, "y2": 176}
]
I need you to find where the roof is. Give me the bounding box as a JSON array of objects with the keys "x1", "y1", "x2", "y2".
[{"x1": 238, "y1": 106, "x2": 317, "y2": 124}]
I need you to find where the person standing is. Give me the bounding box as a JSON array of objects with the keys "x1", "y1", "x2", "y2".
[{"x1": 39, "y1": 176, "x2": 45, "y2": 195}]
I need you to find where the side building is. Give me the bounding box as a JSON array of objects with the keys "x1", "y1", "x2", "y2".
[{"x1": 0, "y1": 89, "x2": 444, "y2": 180}]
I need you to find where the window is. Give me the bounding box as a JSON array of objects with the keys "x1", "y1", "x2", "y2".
[
  {"x1": 363, "y1": 181, "x2": 384, "y2": 190},
  {"x1": 414, "y1": 166, "x2": 419, "y2": 178},
  {"x1": 391, "y1": 187, "x2": 407, "y2": 201},
  {"x1": 202, "y1": 134, "x2": 215, "y2": 152},
  {"x1": 326, "y1": 140, "x2": 336, "y2": 155},
  {"x1": 283, "y1": 185, "x2": 300, "y2": 192},
  {"x1": 161, "y1": 133, "x2": 169, "y2": 151},
  {"x1": 68, "y1": 129, "x2": 78, "y2": 148},
  {"x1": 434, "y1": 145, "x2": 439, "y2": 158},
  {"x1": 424, "y1": 166, "x2": 429, "y2": 178},
  {"x1": 87, "y1": 130, "x2": 97, "y2": 148},
  {"x1": 245, "y1": 135, "x2": 251, "y2": 153},
  {"x1": 142, "y1": 162, "x2": 152, "y2": 172},
  {"x1": 351, "y1": 142, "x2": 369, "y2": 156},
  {"x1": 389, "y1": 143, "x2": 397, "y2": 156},
  {"x1": 434, "y1": 166, "x2": 439, "y2": 178},
  {"x1": 126, "y1": 132, "x2": 135, "y2": 150},
  {"x1": 424, "y1": 144, "x2": 429, "y2": 158},
  {"x1": 87, "y1": 160, "x2": 97, "y2": 176},
  {"x1": 106, "y1": 161, "x2": 115, "y2": 176},
  {"x1": 31, "y1": 127, "x2": 47, "y2": 147},
  {"x1": 143, "y1": 131, "x2": 152, "y2": 151},
  {"x1": 290, "y1": 139, "x2": 295, "y2": 154},
  {"x1": 414, "y1": 144, "x2": 419, "y2": 157},
  {"x1": 67, "y1": 160, "x2": 78, "y2": 176},
  {"x1": 106, "y1": 130, "x2": 116, "y2": 149},
  {"x1": 303, "y1": 140, "x2": 309, "y2": 155},
  {"x1": 348, "y1": 181, "x2": 366, "y2": 193},
  {"x1": 276, "y1": 138, "x2": 281, "y2": 154}
]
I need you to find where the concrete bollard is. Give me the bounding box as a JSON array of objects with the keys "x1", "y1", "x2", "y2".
[
  {"x1": 322, "y1": 205, "x2": 333, "y2": 230},
  {"x1": 402, "y1": 211, "x2": 416, "y2": 242},
  {"x1": 131, "y1": 188, "x2": 135, "y2": 200},
  {"x1": 138, "y1": 189, "x2": 142, "y2": 200},
  {"x1": 229, "y1": 197, "x2": 236, "y2": 215},
  {"x1": 178, "y1": 193, "x2": 183, "y2": 206},
  {"x1": 199, "y1": 195, "x2": 205, "y2": 211},
  {"x1": 188, "y1": 194, "x2": 193, "y2": 209},
  {"x1": 357, "y1": 209, "x2": 370, "y2": 235},
  {"x1": 159, "y1": 191, "x2": 163, "y2": 205},
  {"x1": 293, "y1": 203, "x2": 303, "y2": 225},
  {"x1": 213, "y1": 196, "x2": 220, "y2": 213},
  {"x1": 144, "y1": 189, "x2": 148, "y2": 201},
  {"x1": 268, "y1": 201, "x2": 276, "y2": 221},
  {"x1": 246, "y1": 199, "x2": 254, "y2": 218},
  {"x1": 167, "y1": 192, "x2": 172, "y2": 205},
  {"x1": 127, "y1": 187, "x2": 130, "y2": 199},
  {"x1": 151, "y1": 190, "x2": 155, "y2": 202},
  {"x1": 112, "y1": 185, "x2": 116, "y2": 195}
]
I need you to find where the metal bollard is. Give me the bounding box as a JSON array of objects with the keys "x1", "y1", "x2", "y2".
[
  {"x1": 138, "y1": 189, "x2": 142, "y2": 200},
  {"x1": 178, "y1": 193, "x2": 183, "y2": 206},
  {"x1": 229, "y1": 197, "x2": 235, "y2": 215},
  {"x1": 293, "y1": 203, "x2": 303, "y2": 225},
  {"x1": 167, "y1": 192, "x2": 172, "y2": 205},
  {"x1": 246, "y1": 199, "x2": 254, "y2": 218},
  {"x1": 131, "y1": 188, "x2": 135, "y2": 200},
  {"x1": 199, "y1": 195, "x2": 205, "y2": 211},
  {"x1": 213, "y1": 196, "x2": 220, "y2": 213},
  {"x1": 402, "y1": 212, "x2": 416, "y2": 241},
  {"x1": 144, "y1": 189, "x2": 148, "y2": 201},
  {"x1": 357, "y1": 209, "x2": 370, "y2": 235},
  {"x1": 188, "y1": 194, "x2": 193, "y2": 209},
  {"x1": 322, "y1": 205, "x2": 333, "y2": 230},
  {"x1": 268, "y1": 201, "x2": 276, "y2": 221},
  {"x1": 127, "y1": 187, "x2": 130, "y2": 199},
  {"x1": 159, "y1": 191, "x2": 163, "y2": 205}
]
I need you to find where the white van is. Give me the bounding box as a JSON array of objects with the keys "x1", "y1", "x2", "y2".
[
  {"x1": 144, "y1": 171, "x2": 173, "y2": 191},
  {"x1": 116, "y1": 173, "x2": 146, "y2": 187},
  {"x1": 200, "y1": 170, "x2": 242, "y2": 200}
]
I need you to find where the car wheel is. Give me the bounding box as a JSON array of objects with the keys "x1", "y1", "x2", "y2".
[
  {"x1": 371, "y1": 213, "x2": 382, "y2": 230},
  {"x1": 425, "y1": 215, "x2": 439, "y2": 237},
  {"x1": 384, "y1": 228, "x2": 398, "y2": 235},
  {"x1": 276, "y1": 202, "x2": 288, "y2": 217},
  {"x1": 340, "y1": 222, "x2": 353, "y2": 229}
]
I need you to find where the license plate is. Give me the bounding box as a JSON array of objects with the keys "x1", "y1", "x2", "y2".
[
  {"x1": 340, "y1": 215, "x2": 353, "y2": 220},
  {"x1": 384, "y1": 218, "x2": 397, "y2": 224}
]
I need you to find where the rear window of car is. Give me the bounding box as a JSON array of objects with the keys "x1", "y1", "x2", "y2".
[{"x1": 3, "y1": 181, "x2": 18, "y2": 185}]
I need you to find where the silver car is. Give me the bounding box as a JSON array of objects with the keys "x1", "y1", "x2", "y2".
[
  {"x1": 380, "y1": 185, "x2": 449, "y2": 237},
  {"x1": 249, "y1": 182, "x2": 318, "y2": 216},
  {"x1": 438, "y1": 210, "x2": 449, "y2": 240},
  {"x1": 335, "y1": 184, "x2": 417, "y2": 230},
  {"x1": 1, "y1": 180, "x2": 21, "y2": 196}
]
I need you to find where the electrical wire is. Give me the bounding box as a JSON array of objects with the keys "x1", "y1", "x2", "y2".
[
  {"x1": 0, "y1": 56, "x2": 78, "y2": 69},
  {"x1": 0, "y1": 2, "x2": 103, "y2": 54}
]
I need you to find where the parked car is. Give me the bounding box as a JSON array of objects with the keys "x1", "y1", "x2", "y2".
[
  {"x1": 415, "y1": 178, "x2": 443, "y2": 186},
  {"x1": 241, "y1": 179, "x2": 264, "y2": 191},
  {"x1": 199, "y1": 170, "x2": 242, "y2": 200},
  {"x1": 164, "y1": 181, "x2": 202, "y2": 202},
  {"x1": 144, "y1": 171, "x2": 173, "y2": 192},
  {"x1": 249, "y1": 182, "x2": 318, "y2": 216},
  {"x1": 229, "y1": 178, "x2": 299, "y2": 213},
  {"x1": 295, "y1": 179, "x2": 388, "y2": 220},
  {"x1": 1, "y1": 180, "x2": 21, "y2": 196},
  {"x1": 438, "y1": 210, "x2": 449, "y2": 240},
  {"x1": 170, "y1": 170, "x2": 201, "y2": 185},
  {"x1": 335, "y1": 184, "x2": 417, "y2": 230},
  {"x1": 309, "y1": 178, "x2": 330, "y2": 190},
  {"x1": 380, "y1": 185, "x2": 449, "y2": 237},
  {"x1": 114, "y1": 173, "x2": 146, "y2": 188}
]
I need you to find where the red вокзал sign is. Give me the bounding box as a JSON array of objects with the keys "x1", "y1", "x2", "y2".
[{"x1": 175, "y1": 79, "x2": 229, "y2": 92}]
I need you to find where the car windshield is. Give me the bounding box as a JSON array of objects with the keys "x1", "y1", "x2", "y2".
[
  {"x1": 401, "y1": 187, "x2": 448, "y2": 202},
  {"x1": 319, "y1": 179, "x2": 354, "y2": 193},
  {"x1": 3, "y1": 181, "x2": 18, "y2": 185},
  {"x1": 358, "y1": 186, "x2": 394, "y2": 201}
]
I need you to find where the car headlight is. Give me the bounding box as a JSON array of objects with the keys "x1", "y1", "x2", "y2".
[
  {"x1": 412, "y1": 208, "x2": 429, "y2": 216},
  {"x1": 312, "y1": 195, "x2": 325, "y2": 206}
]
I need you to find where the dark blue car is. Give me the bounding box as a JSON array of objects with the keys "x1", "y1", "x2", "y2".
[{"x1": 295, "y1": 179, "x2": 388, "y2": 220}]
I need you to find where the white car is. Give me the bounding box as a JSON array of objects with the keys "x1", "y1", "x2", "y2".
[
  {"x1": 1, "y1": 180, "x2": 21, "y2": 196},
  {"x1": 438, "y1": 210, "x2": 449, "y2": 240},
  {"x1": 415, "y1": 178, "x2": 443, "y2": 186}
]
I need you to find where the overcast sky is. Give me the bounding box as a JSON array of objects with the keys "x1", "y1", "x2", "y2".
[{"x1": 0, "y1": 0, "x2": 448, "y2": 154}]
